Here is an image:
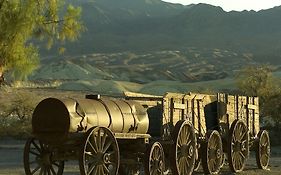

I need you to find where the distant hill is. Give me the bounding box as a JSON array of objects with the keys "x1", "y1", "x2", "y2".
[
  {"x1": 32, "y1": 0, "x2": 281, "y2": 93},
  {"x1": 31, "y1": 48, "x2": 259, "y2": 83},
  {"x1": 40, "y1": 0, "x2": 281, "y2": 65}
]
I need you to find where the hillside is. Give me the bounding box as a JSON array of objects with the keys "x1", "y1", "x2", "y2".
[
  {"x1": 41, "y1": 0, "x2": 281, "y2": 64},
  {"x1": 30, "y1": 0, "x2": 281, "y2": 93},
  {"x1": 31, "y1": 48, "x2": 258, "y2": 83}
]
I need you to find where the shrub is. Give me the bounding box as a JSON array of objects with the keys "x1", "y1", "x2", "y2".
[{"x1": 0, "y1": 87, "x2": 39, "y2": 138}]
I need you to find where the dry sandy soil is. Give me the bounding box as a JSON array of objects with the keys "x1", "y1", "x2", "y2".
[{"x1": 0, "y1": 139, "x2": 280, "y2": 175}]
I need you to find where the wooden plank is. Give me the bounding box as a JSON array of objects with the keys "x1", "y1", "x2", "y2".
[
  {"x1": 173, "y1": 103, "x2": 186, "y2": 109},
  {"x1": 134, "y1": 100, "x2": 160, "y2": 107},
  {"x1": 247, "y1": 104, "x2": 258, "y2": 110},
  {"x1": 123, "y1": 91, "x2": 162, "y2": 98},
  {"x1": 115, "y1": 133, "x2": 151, "y2": 139}
]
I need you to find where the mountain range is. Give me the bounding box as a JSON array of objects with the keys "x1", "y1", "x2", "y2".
[
  {"x1": 32, "y1": 0, "x2": 281, "y2": 93},
  {"x1": 40, "y1": 0, "x2": 281, "y2": 64}
]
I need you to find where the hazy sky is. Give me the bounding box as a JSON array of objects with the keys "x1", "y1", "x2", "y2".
[{"x1": 162, "y1": 0, "x2": 281, "y2": 11}]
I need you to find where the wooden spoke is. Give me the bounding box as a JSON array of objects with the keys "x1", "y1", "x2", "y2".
[
  {"x1": 103, "y1": 140, "x2": 113, "y2": 153},
  {"x1": 24, "y1": 137, "x2": 64, "y2": 175},
  {"x1": 79, "y1": 127, "x2": 119, "y2": 175},
  {"x1": 88, "y1": 139, "x2": 98, "y2": 154},
  {"x1": 144, "y1": 142, "x2": 165, "y2": 175},
  {"x1": 228, "y1": 120, "x2": 249, "y2": 173},
  {"x1": 31, "y1": 165, "x2": 41, "y2": 174},
  {"x1": 30, "y1": 150, "x2": 40, "y2": 157},
  {"x1": 170, "y1": 120, "x2": 196, "y2": 175},
  {"x1": 201, "y1": 130, "x2": 223, "y2": 174},
  {"x1": 31, "y1": 140, "x2": 42, "y2": 153},
  {"x1": 256, "y1": 130, "x2": 270, "y2": 170}
]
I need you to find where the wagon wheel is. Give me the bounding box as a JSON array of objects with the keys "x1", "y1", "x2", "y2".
[
  {"x1": 79, "y1": 127, "x2": 120, "y2": 175},
  {"x1": 255, "y1": 130, "x2": 270, "y2": 170},
  {"x1": 170, "y1": 120, "x2": 196, "y2": 175},
  {"x1": 144, "y1": 142, "x2": 165, "y2": 175},
  {"x1": 228, "y1": 120, "x2": 249, "y2": 173},
  {"x1": 23, "y1": 137, "x2": 64, "y2": 175},
  {"x1": 201, "y1": 130, "x2": 223, "y2": 174}
]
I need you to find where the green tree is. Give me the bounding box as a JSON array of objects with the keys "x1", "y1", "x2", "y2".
[
  {"x1": 262, "y1": 94, "x2": 281, "y2": 126},
  {"x1": 0, "y1": 0, "x2": 83, "y2": 80},
  {"x1": 235, "y1": 65, "x2": 281, "y2": 125},
  {"x1": 235, "y1": 65, "x2": 280, "y2": 100}
]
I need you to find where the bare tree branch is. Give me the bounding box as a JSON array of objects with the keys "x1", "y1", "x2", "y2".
[{"x1": 42, "y1": 19, "x2": 64, "y2": 25}]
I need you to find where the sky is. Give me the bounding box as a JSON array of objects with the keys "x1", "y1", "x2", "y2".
[{"x1": 162, "y1": 0, "x2": 281, "y2": 12}]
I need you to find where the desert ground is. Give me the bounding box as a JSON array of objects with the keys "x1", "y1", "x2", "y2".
[{"x1": 0, "y1": 138, "x2": 280, "y2": 175}]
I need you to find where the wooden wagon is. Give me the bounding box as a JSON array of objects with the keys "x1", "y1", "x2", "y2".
[
  {"x1": 23, "y1": 91, "x2": 270, "y2": 175},
  {"x1": 125, "y1": 91, "x2": 270, "y2": 174},
  {"x1": 125, "y1": 92, "x2": 224, "y2": 175},
  {"x1": 23, "y1": 94, "x2": 152, "y2": 175},
  {"x1": 216, "y1": 93, "x2": 270, "y2": 172}
]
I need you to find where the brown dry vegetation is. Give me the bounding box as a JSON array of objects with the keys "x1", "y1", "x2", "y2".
[{"x1": 0, "y1": 86, "x2": 85, "y2": 138}]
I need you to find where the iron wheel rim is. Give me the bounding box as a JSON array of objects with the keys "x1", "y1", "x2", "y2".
[
  {"x1": 79, "y1": 127, "x2": 120, "y2": 175},
  {"x1": 256, "y1": 130, "x2": 270, "y2": 170},
  {"x1": 171, "y1": 120, "x2": 196, "y2": 175},
  {"x1": 23, "y1": 137, "x2": 64, "y2": 175},
  {"x1": 145, "y1": 142, "x2": 165, "y2": 175},
  {"x1": 202, "y1": 130, "x2": 223, "y2": 174},
  {"x1": 228, "y1": 120, "x2": 249, "y2": 173}
]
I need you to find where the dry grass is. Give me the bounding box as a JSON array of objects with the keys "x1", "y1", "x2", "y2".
[{"x1": 0, "y1": 86, "x2": 86, "y2": 138}]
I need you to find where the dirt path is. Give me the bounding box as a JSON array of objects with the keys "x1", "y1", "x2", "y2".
[{"x1": 0, "y1": 139, "x2": 280, "y2": 175}]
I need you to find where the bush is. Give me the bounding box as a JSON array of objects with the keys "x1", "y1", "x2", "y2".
[{"x1": 0, "y1": 87, "x2": 39, "y2": 138}]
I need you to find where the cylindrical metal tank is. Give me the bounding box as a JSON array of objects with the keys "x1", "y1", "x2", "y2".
[{"x1": 32, "y1": 95, "x2": 149, "y2": 142}]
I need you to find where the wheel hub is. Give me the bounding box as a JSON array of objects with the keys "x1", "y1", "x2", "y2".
[
  {"x1": 267, "y1": 147, "x2": 270, "y2": 155},
  {"x1": 216, "y1": 149, "x2": 221, "y2": 159},
  {"x1": 233, "y1": 141, "x2": 244, "y2": 152},
  {"x1": 180, "y1": 145, "x2": 188, "y2": 156},
  {"x1": 180, "y1": 144, "x2": 194, "y2": 158},
  {"x1": 103, "y1": 153, "x2": 111, "y2": 164},
  {"x1": 241, "y1": 141, "x2": 246, "y2": 151},
  {"x1": 261, "y1": 145, "x2": 270, "y2": 155},
  {"x1": 209, "y1": 148, "x2": 221, "y2": 160},
  {"x1": 40, "y1": 153, "x2": 52, "y2": 166},
  {"x1": 189, "y1": 145, "x2": 194, "y2": 157}
]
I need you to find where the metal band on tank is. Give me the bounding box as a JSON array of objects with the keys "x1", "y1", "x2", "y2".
[
  {"x1": 96, "y1": 99, "x2": 112, "y2": 128},
  {"x1": 113, "y1": 100, "x2": 136, "y2": 133},
  {"x1": 111, "y1": 100, "x2": 125, "y2": 132},
  {"x1": 123, "y1": 100, "x2": 137, "y2": 131}
]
